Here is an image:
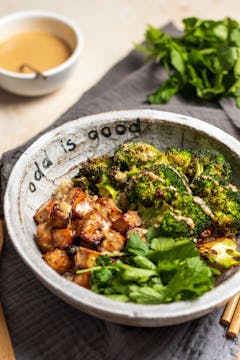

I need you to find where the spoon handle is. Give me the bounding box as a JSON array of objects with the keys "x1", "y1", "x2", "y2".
[{"x1": 0, "y1": 219, "x2": 16, "y2": 360}]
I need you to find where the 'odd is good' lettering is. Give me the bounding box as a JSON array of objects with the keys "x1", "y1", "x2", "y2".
[
  {"x1": 28, "y1": 138, "x2": 77, "y2": 193},
  {"x1": 29, "y1": 150, "x2": 53, "y2": 192},
  {"x1": 88, "y1": 118, "x2": 141, "y2": 140}
]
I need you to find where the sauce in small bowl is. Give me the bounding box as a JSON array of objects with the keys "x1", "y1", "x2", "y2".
[
  {"x1": 0, "y1": 11, "x2": 83, "y2": 96},
  {"x1": 0, "y1": 31, "x2": 72, "y2": 73}
]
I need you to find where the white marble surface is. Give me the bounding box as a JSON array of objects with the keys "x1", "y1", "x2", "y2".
[{"x1": 0, "y1": 0, "x2": 239, "y2": 154}]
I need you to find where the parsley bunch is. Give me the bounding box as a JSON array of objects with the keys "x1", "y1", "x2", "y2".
[{"x1": 137, "y1": 17, "x2": 240, "y2": 107}]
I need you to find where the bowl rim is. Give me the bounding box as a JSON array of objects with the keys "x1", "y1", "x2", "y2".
[
  {"x1": 0, "y1": 10, "x2": 83, "y2": 79},
  {"x1": 4, "y1": 109, "x2": 240, "y2": 325}
]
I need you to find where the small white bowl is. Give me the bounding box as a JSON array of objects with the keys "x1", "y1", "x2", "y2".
[
  {"x1": 4, "y1": 109, "x2": 240, "y2": 327},
  {"x1": 0, "y1": 11, "x2": 83, "y2": 96}
]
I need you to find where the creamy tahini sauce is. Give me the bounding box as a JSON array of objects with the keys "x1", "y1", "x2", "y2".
[
  {"x1": 193, "y1": 196, "x2": 214, "y2": 218},
  {"x1": 0, "y1": 31, "x2": 71, "y2": 73},
  {"x1": 201, "y1": 174, "x2": 219, "y2": 186},
  {"x1": 172, "y1": 213, "x2": 195, "y2": 229}
]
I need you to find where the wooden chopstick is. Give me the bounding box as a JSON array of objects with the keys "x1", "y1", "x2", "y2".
[
  {"x1": 0, "y1": 218, "x2": 16, "y2": 360},
  {"x1": 221, "y1": 294, "x2": 240, "y2": 327},
  {"x1": 227, "y1": 297, "x2": 240, "y2": 338},
  {"x1": 220, "y1": 292, "x2": 240, "y2": 339}
]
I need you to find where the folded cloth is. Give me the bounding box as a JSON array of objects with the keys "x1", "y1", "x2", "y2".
[{"x1": 0, "y1": 23, "x2": 239, "y2": 360}]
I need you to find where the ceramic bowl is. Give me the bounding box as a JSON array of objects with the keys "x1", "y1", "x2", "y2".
[
  {"x1": 0, "y1": 11, "x2": 83, "y2": 96},
  {"x1": 4, "y1": 109, "x2": 240, "y2": 326}
]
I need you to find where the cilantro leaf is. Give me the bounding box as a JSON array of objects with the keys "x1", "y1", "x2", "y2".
[
  {"x1": 133, "y1": 255, "x2": 157, "y2": 270},
  {"x1": 165, "y1": 257, "x2": 214, "y2": 301},
  {"x1": 128, "y1": 284, "x2": 166, "y2": 304},
  {"x1": 149, "y1": 238, "x2": 198, "y2": 263},
  {"x1": 124, "y1": 232, "x2": 149, "y2": 256},
  {"x1": 90, "y1": 232, "x2": 215, "y2": 304},
  {"x1": 96, "y1": 255, "x2": 112, "y2": 266}
]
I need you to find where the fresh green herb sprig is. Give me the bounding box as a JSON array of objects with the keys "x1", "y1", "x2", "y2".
[
  {"x1": 86, "y1": 232, "x2": 215, "y2": 304},
  {"x1": 136, "y1": 17, "x2": 240, "y2": 107}
]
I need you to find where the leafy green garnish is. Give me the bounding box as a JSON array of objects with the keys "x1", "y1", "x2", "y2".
[
  {"x1": 164, "y1": 257, "x2": 214, "y2": 301},
  {"x1": 137, "y1": 17, "x2": 240, "y2": 107},
  {"x1": 96, "y1": 254, "x2": 112, "y2": 266},
  {"x1": 124, "y1": 233, "x2": 149, "y2": 256},
  {"x1": 89, "y1": 232, "x2": 214, "y2": 304}
]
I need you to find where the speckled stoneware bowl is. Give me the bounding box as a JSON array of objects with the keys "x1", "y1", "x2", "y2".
[{"x1": 4, "y1": 109, "x2": 240, "y2": 326}]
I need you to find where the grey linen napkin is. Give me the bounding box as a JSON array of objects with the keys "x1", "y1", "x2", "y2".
[{"x1": 1, "y1": 24, "x2": 240, "y2": 360}]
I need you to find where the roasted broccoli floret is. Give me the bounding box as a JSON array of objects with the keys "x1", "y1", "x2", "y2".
[
  {"x1": 159, "y1": 209, "x2": 193, "y2": 237},
  {"x1": 126, "y1": 163, "x2": 211, "y2": 237},
  {"x1": 71, "y1": 175, "x2": 94, "y2": 194},
  {"x1": 75, "y1": 155, "x2": 112, "y2": 181},
  {"x1": 192, "y1": 174, "x2": 240, "y2": 235},
  {"x1": 158, "y1": 194, "x2": 212, "y2": 237},
  {"x1": 198, "y1": 238, "x2": 240, "y2": 269},
  {"x1": 106, "y1": 142, "x2": 168, "y2": 189},
  {"x1": 189, "y1": 149, "x2": 232, "y2": 181},
  {"x1": 113, "y1": 142, "x2": 167, "y2": 174},
  {"x1": 126, "y1": 164, "x2": 191, "y2": 207},
  {"x1": 165, "y1": 146, "x2": 193, "y2": 175},
  {"x1": 72, "y1": 155, "x2": 118, "y2": 199},
  {"x1": 175, "y1": 194, "x2": 212, "y2": 235}
]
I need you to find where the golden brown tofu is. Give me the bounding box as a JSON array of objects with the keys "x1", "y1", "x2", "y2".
[
  {"x1": 98, "y1": 229, "x2": 126, "y2": 253},
  {"x1": 52, "y1": 228, "x2": 74, "y2": 249},
  {"x1": 69, "y1": 218, "x2": 83, "y2": 238},
  {"x1": 33, "y1": 198, "x2": 56, "y2": 224},
  {"x1": 43, "y1": 249, "x2": 71, "y2": 274},
  {"x1": 49, "y1": 201, "x2": 71, "y2": 228},
  {"x1": 36, "y1": 223, "x2": 54, "y2": 252},
  {"x1": 112, "y1": 210, "x2": 142, "y2": 234},
  {"x1": 94, "y1": 197, "x2": 122, "y2": 222},
  {"x1": 78, "y1": 210, "x2": 111, "y2": 245},
  {"x1": 73, "y1": 272, "x2": 91, "y2": 288},
  {"x1": 74, "y1": 246, "x2": 101, "y2": 269},
  {"x1": 65, "y1": 187, "x2": 95, "y2": 218}
]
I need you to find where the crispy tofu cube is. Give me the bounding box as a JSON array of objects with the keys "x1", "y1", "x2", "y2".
[
  {"x1": 36, "y1": 223, "x2": 54, "y2": 252},
  {"x1": 65, "y1": 188, "x2": 95, "y2": 218},
  {"x1": 112, "y1": 210, "x2": 142, "y2": 234},
  {"x1": 69, "y1": 218, "x2": 83, "y2": 238},
  {"x1": 49, "y1": 201, "x2": 71, "y2": 228},
  {"x1": 43, "y1": 249, "x2": 71, "y2": 274},
  {"x1": 52, "y1": 228, "x2": 73, "y2": 249},
  {"x1": 78, "y1": 210, "x2": 111, "y2": 245},
  {"x1": 34, "y1": 198, "x2": 56, "y2": 224},
  {"x1": 98, "y1": 229, "x2": 126, "y2": 253},
  {"x1": 74, "y1": 247, "x2": 101, "y2": 268},
  {"x1": 73, "y1": 273, "x2": 91, "y2": 288},
  {"x1": 94, "y1": 198, "x2": 122, "y2": 222}
]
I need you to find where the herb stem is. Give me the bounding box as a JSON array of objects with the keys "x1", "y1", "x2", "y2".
[{"x1": 76, "y1": 266, "x2": 101, "y2": 274}]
